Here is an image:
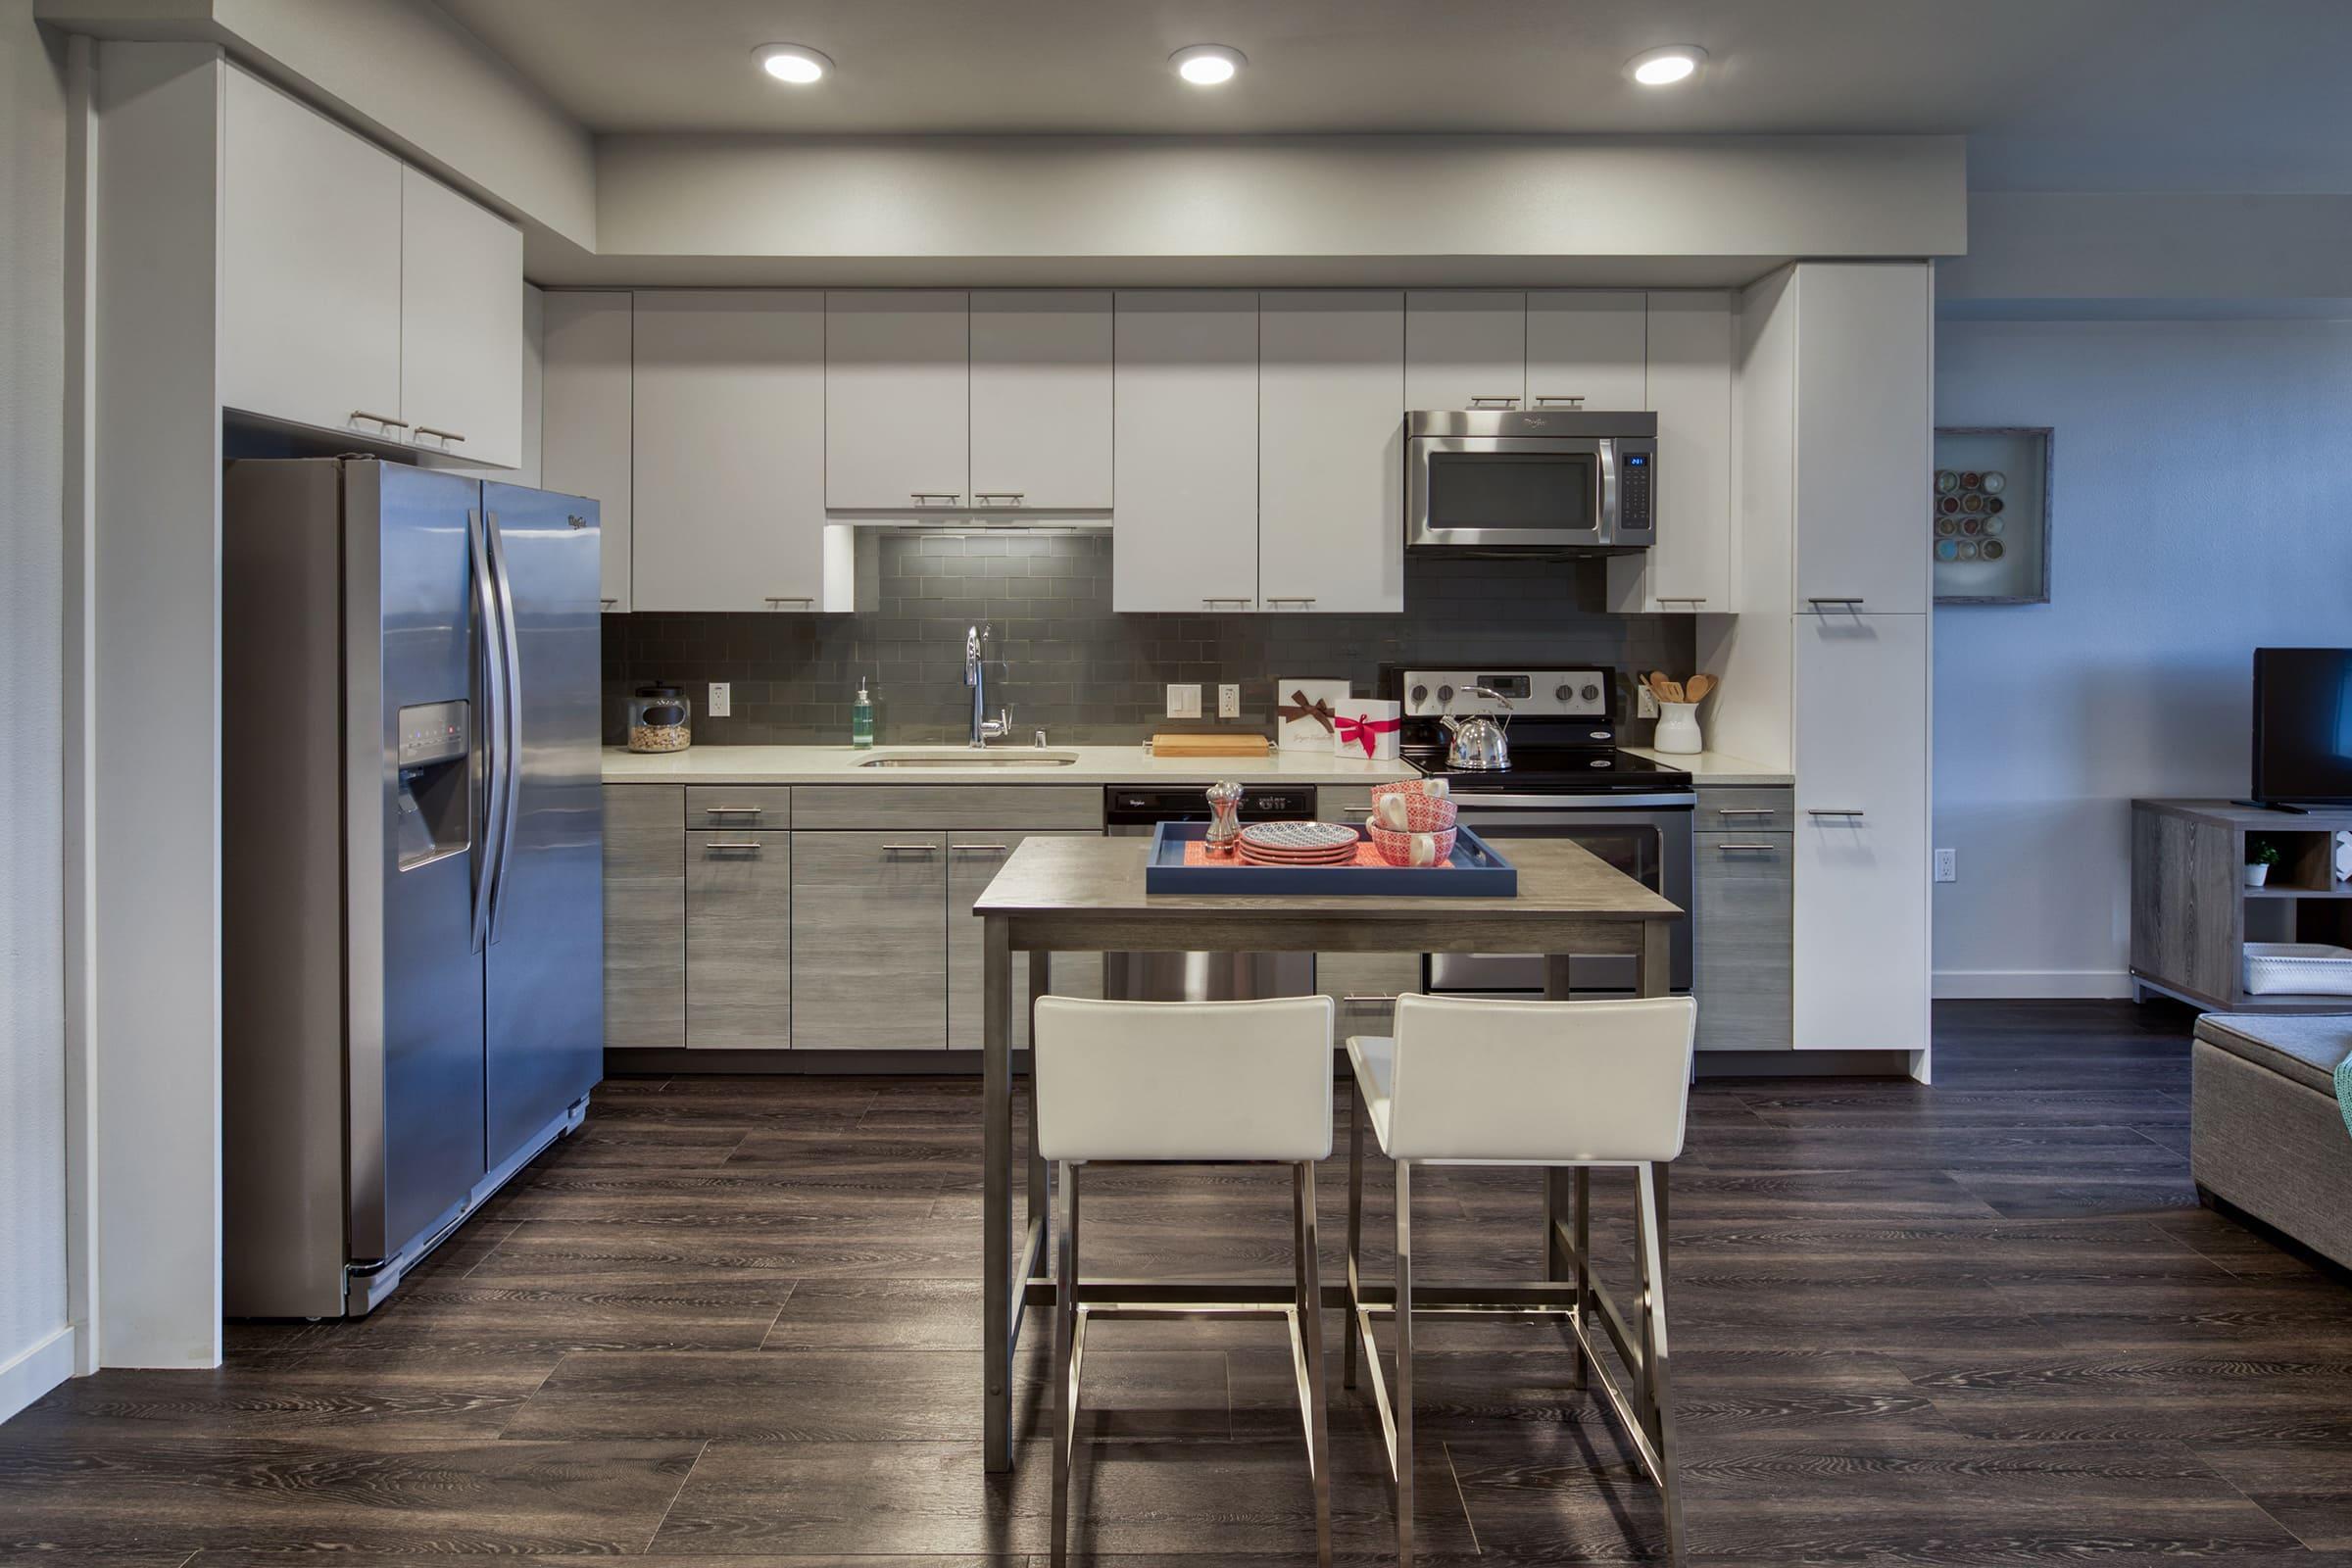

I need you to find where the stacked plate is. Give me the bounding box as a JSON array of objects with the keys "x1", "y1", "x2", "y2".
[{"x1": 1237, "y1": 820, "x2": 1360, "y2": 867}]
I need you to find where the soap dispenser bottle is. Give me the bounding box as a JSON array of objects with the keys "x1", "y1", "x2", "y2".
[{"x1": 851, "y1": 676, "x2": 875, "y2": 749}]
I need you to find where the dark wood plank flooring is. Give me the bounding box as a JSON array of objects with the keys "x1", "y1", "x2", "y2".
[{"x1": 8, "y1": 999, "x2": 2352, "y2": 1565}]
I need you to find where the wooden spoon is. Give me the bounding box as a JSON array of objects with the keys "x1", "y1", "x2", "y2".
[
  {"x1": 1685, "y1": 673, "x2": 1716, "y2": 704},
  {"x1": 1646, "y1": 670, "x2": 1676, "y2": 703}
]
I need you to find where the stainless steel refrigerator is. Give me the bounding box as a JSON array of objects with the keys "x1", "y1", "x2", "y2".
[{"x1": 222, "y1": 459, "x2": 603, "y2": 1317}]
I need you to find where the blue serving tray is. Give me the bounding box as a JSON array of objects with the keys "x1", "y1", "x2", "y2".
[{"x1": 1145, "y1": 820, "x2": 1518, "y2": 897}]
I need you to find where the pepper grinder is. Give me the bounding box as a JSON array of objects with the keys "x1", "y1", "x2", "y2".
[{"x1": 1203, "y1": 780, "x2": 1244, "y2": 856}]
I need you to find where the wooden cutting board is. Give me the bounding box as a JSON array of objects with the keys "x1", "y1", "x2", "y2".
[{"x1": 1151, "y1": 732, "x2": 1274, "y2": 758}]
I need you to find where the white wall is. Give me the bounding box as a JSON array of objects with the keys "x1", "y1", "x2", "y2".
[
  {"x1": 0, "y1": 0, "x2": 74, "y2": 1419},
  {"x1": 1933, "y1": 318, "x2": 2352, "y2": 997}
]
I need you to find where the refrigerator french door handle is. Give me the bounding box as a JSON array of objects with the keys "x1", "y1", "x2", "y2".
[
  {"x1": 466, "y1": 508, "x2": 508, "y2": 956},
  {"x1": 483, "y1": 509, "x2": 526, "y2": 946}
]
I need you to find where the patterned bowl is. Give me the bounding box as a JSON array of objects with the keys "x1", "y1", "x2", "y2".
[
  {"x1": 1371, "y1": 792, "x2": 1458, "y2": 832},
  {"x1": 1372, "y1": 777, "x2": 1449, "y2": 802},
  {"x1": 1370, "y1": 824, "x2": 1457, "y2": 866}
]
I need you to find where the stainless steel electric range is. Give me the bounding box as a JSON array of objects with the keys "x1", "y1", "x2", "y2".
[{"x1": 1386, "y1": 664, "x2": 1695, "y2": 996}]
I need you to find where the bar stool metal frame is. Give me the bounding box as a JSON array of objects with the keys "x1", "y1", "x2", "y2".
[
  {"x1": 1341, "y1": 992, "x2": 1696, "y2": 1567},
  {"x1": 1034, "y1": 994, "x2": 1338, "y2": 1568}
]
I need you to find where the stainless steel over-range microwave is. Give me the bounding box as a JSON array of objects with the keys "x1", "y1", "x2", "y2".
[{"x1": 1404, "y1": 409, "x2": 1657, "y2": 557}]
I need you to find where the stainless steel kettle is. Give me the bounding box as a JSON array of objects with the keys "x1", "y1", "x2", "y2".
[{"x1": 1440, "y1": 687, "x2": 1513, "y2": 771}]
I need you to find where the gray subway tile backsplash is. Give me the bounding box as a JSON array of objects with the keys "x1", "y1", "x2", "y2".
[{"x1": 605, "y1": 534, "x2": 1695, "y2": 747}]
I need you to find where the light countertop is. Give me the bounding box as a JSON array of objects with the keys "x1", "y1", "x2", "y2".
[
  {"x1": 603, "y1": 743, "x2": 1421, "y2": 787},
  {"x1": 1625, "y1": 747, "x2": 1793, "y2": 787}
]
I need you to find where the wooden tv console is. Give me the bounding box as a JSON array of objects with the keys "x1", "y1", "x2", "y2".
[{"x1": 2132, "y1": 799, "x2": 2352, "y2": 1012}]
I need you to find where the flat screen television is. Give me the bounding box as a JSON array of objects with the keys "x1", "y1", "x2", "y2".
[{"x1": 2251, "y1": 648, "x2": 2352, "y2": 806}]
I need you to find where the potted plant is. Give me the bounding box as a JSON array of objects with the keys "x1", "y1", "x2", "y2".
[{"x1": 2246, "y1": 841, "x2": 2282, "y2": 889}]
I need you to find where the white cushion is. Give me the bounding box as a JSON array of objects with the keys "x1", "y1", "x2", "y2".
[
  {"x1": 1034, "y1": 995, "x2": 1335, "y2": 1162},
  {"x1": 1359, "y1": 994, "x2": 1695, "y2": 1164}
]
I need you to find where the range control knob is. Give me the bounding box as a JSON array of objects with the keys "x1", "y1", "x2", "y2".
[
  {"x1": 1581, "y1": 683, "x2": 1601, "y2": 703},
  {"x1": 1410, "y1": 683, "x2": 1430, "y2": 708},
  {"x1": 1554, "y1": 683, "x2": 1573, "y2": 703},
  {"x1": 1437, "y1": 684, "x2": 1455, "y2": 706}
]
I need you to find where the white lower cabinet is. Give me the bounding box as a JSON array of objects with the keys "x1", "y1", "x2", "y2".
[
  {"x1": 1258, "y1": 290, "x2": 1405, "y2": 612},
  {"x1": 539, "y1": 292, "x2": 634, "y2": 612},
  {"x1": 1112, "y1": 291, "x2": 1260, "y2": 612},
  {"x1": 1791, "y1": 612, "x2": 1929, "y2": 1053},
  {"x1": 632, "y1": 291, "x2": 844, "y2": 612}
]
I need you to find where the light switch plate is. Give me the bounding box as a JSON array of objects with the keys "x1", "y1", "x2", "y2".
[
  {"x1": 1934, "y1": 848, "x2": 1957, "y2": 883},
  {"x1": 1165, "y1": 684, "x2": 1201, "y2": 719},
  {"x1": 709, "y1": 682, "x2": 732, "y2": 718},
  {"x1": 1217, "y1": 683, "x2": 1242, "y2": 718}
]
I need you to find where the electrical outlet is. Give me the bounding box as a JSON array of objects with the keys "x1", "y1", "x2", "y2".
[
  {"x1": 708, "y1": 682, "x2": 732, "y2": 718},
  {"x1": 1165, "y1": 683, "x2": 1201, "y2": 719},
  {"x1": 1217, "y1": 683, "x2": 1242, "y2": 719},
  {"x1": 1934, "y1": 848, "x2": 1958, "y2": 883},
  {"x1": 1635, "y1": 686, "x2": 1659, "y2": 720}
]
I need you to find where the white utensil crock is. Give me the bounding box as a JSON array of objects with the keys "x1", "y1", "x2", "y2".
[{"x1": 1652, "y1": 701, "x2": 1702, "y2": 756}]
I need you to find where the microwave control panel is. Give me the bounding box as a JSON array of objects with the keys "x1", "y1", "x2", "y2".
[{"x1": 1618, "y1": 444, "x2": 1655, "y2": 531}]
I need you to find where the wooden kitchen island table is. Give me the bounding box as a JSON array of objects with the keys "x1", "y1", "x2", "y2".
[{"x1": 971, "y1": 832, "x2": 1685, "y2": 1470}]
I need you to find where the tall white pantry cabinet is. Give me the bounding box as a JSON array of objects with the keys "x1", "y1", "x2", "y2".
[{"x1": 1702, "y1": 262, "x2": 1935, "y2": 1075}]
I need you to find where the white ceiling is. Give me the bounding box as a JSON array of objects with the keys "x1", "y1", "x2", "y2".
[{"x1": 434, "y1": 0, "x2": 2352, "y2": 191}]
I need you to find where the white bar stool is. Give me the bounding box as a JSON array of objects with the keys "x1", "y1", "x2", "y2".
[
  {"x1": 1343, "y1": 992, "x2": 1697, "y2": 1567},
  {"x1": 1032, "y1": 994, "x2": 1338, "y2": 1568}
]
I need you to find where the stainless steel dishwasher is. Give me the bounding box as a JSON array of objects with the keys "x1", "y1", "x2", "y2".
[{"x1": 1102, "y1": 784, "x2": 1320, "y2": 1001}]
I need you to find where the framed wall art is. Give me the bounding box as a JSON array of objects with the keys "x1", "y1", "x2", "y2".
[{"x1": 1932, "y1": 426, "x2": 2052, "y2": 606}]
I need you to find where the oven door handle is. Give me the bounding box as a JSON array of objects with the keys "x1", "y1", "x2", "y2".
[{"x1": 1449, "y1": 795, "x2": 1696, "y2": 813}]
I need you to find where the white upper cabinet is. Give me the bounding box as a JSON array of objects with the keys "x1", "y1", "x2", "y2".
[
  {"x1": 1791, "y1": 612, "x2": 1929, "y2": 1053},
  {"x1": 539, "y1": 292, "x2": 634, "y2": 612},
  {"x1": 399, "y1": 166, "x2": 524, "y2": 469},
  {"x1": 1112, "y1": 291, "x2": 1260, "y2": 612},
  {"x1": 1404, "y1": 291, "x2": 1526, "y2": 412},
  {"x1": 1609, "y1": 291, "x2": 1735, "y2": 613},
  {"x1": 1526, "y1": 290, "x2": 1646, "y2": 411},
  {"x1": 220, "y1": 67, "x2": 404, "y2": 441},
  {"x1": 1791, "y1": 264, "x2": 1932, "y2": 614},
  {"x1": 634, "y1": 292, "x2": 844, "y2": 612},
  {"x1": 824, "y1": 291, "x2": 970, "y2": 509},
  {"x1": 969, "y1": 291, "x2": 1113, "y2": 511},
  {"x1": 1259, "y1": 291, "x2": 1405, "y2": 613}
]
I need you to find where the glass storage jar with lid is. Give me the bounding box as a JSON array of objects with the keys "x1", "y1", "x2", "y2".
[{"x1": 626, "y1": 682, "x2": 692, "y2": 753}]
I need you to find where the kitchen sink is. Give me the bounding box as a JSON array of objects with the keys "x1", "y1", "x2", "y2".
[{"x1": 856, "y1": 751, "x2": 1082, "y2": 768}]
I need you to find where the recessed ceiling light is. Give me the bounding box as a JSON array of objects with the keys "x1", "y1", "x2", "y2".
[
  {"x1": 1627, "y1": 45, "x2": 1706, "y2": 86},
  {"x1": 1170, "y1": 44, "x2": 1246, "y2": 86},
  {"x1": 755, "y1": 44, "x2": 832, "y2": 85}
]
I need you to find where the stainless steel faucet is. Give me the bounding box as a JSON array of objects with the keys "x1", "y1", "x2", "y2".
[{"x1": 965, "y1": 624, "x2": 1010, "y2": 748}]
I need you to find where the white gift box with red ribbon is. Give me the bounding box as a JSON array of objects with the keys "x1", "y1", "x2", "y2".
[{"x1": 1333, "y1": 699, "x2": 1403, "y2": 760}]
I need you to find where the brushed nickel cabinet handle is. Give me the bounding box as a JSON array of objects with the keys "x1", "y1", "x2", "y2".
[
  {"x1": 1658, "y1": 597, "x2": 1708, "y2": 606},
  {"x1": 353, "y1": 410, "x2": 409, "y2": 429},
  {"x1": 910, "y1": 492, "x2": 961, "y2": 505},
  {"x1": 881, "y1": 842, "x2": 939, "y2": 854},
  {"x1": 1807, "y1": 808, "x2": 1867, "y2": 818},
  {"x1": 703, "y1": 841, "x2": 764, "y2": 851},
  {"x1": 952, "y1": 842, "x2": 1010, "y2": 852},
  {"x1": 600, "y1": 597, "x2": 619, "y2": 609},
  {"x1": 703, "y1": 806, "x2": 764, "y2": 815},
  {"x1": 1716, "y1": 808, "x2": 1777, "y2": 816},
  {"x1": 1341, "y1": 806, "x2": 1374, "y2": 817},
  {"x1": 765, "y1": 596, "x2": 814, "y2": 607},
  {"x1": 1716, "y1": 842, "x2": 1781, "y2": 852},
  {"x1": 414, "y1": 425, "x2": 466, "y2": 444},
  {"x1": 1533, "y1": 394, "x2": 1586, "y2": 407},
  {"x1": 1342, "y1": 994, "x2": 1399, "y2": 1004},
  {"x1": 1468, "y1": 395, "x2": 1520, "y2": 409},
  {"x1": 1266, "y1": 596, "x2": 1318, "y2": 606},
  {"x1": 972, "y1": 493, "x2": 1026, "y2": 505},
  {"x1": 1201, "y1": 597, "x2": 1253, "y2": 607},
  {"x1": 1807, "y1": 597, "x2": 1866, "y2": 608}
]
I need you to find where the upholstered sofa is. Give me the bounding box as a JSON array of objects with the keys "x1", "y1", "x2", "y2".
[{"x1": 2191, "y1": 1012, "x2": 2352, "y2": 1270}]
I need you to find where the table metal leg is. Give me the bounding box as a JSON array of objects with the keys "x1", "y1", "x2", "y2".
[
  {"x1": 1639, "y1": 915, "x2": 1671, "y2": 1000},
  {"x1": 982, "y1": 914, "x2": 1014, "y2": 1472},
  {"x1": 1027, "y1": 949, "x2": 1051, "y2": 1251}
]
